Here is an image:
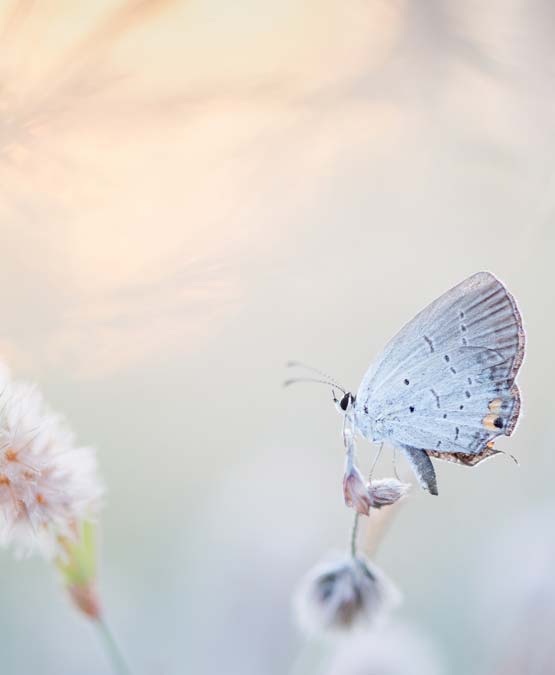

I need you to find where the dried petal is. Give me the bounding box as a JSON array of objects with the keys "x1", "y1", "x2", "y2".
[{"x1": 343, "y1": 465, "x2": 372, "y2": 515}]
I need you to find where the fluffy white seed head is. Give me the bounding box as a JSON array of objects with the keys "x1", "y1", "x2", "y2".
[
  {"x1": 369, "y1": 479, "x2": 411, "y2": 508},
  {"x1": 0, "y1": 378, "x2": 103, "y2": 558},
  {"x1": 294, "y1": 554, "x2": 402, "y2": 636}
]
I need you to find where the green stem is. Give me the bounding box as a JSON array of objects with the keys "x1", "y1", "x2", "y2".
[{"x1": 95, "y1": 617, "x2": 132, "y2": 675}]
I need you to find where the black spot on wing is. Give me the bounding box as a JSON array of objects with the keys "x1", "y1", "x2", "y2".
[{"x1": 423, "y1": 335, "x2": 434, "y2": 353}]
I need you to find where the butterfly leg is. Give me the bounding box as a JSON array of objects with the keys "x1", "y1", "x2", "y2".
[
  {"x1": 400, "y1": 445, "x2": 438, "y2": 496},
  {"x1": 392, "y1": 447, "x2": 400, "y2": 481},
  {"x1": 368, "y1": 442, "x2": 384, "y2": 480}
]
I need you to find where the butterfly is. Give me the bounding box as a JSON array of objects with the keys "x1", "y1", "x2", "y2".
[{"x1": 287, "y1": 272, "x2": 525, "y2": 495}]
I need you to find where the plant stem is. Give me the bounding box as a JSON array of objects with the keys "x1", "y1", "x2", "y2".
[
  {"x1": 350, "y1": 512, "x2": 360, "y2": 558},
  {"x1": 95, "y1": 617, "x2": 132, "y2": 675}
]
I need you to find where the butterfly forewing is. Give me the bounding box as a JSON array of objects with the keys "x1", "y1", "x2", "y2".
[{"x1": 355, "y1": 272, "x2": 524, "y2": 455}]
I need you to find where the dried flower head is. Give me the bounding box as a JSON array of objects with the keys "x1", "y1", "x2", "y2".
[
  {"x1": 294, "y1": 554, "x2": 401, "y2": 636},
  {"x1": 0, "y1": 378, "x2": 103, "y2": 558},
  {"x1": 344, "y1": 469, "x2": 410, "y2": 515},
  {"x1": 369, "y1": 479, "x2": 411, "y2": 508}
]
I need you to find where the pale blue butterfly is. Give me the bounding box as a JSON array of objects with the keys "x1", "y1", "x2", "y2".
[{"x1": 287, "y1": 272, "x2": 525, "y2": 495}]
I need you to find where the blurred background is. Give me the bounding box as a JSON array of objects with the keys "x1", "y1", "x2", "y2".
[{"x1": 0, "y1": 1, "x2": 554, "y2": 673}]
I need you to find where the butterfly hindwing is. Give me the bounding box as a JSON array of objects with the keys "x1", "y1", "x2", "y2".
[
  {"x1": 355, "y1": 272, "x2": 524, "y2": 456},
  {"x1": 426, "y1": 443, "x2": 501, "y2": 467}
]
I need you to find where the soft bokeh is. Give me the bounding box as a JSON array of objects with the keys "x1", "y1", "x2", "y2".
[{"x1": 0, "y1": 1, "x2": 553, "y2": 673}]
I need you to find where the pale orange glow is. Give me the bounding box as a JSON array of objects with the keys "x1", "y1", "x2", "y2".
[{"x1": 0, "y1": 0, "x2": 404, "y2": 378}]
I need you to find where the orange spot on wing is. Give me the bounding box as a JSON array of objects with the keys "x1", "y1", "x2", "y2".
[
  {"x1": 488, "y1": 399, "x2": 503, "y2": 413},
  {"x1": 483, "y1": 413, "x2": 503, "y2": 430}
]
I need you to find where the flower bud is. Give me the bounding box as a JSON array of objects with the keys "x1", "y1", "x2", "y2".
[{"x1": 56, "y1": 520, "x2": 101, "y2": 620}]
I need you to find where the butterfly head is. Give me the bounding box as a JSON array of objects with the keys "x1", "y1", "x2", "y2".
[
  {"x1": 284, "y1": 361, "x2": 356, "y2": 417},
  {"x1": 334, "y1": 391, "x2": 356, "y2": 415}
]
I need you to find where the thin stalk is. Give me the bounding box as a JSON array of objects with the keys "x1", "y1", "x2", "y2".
[
  {"x1": 350, "y1": 512, "x2": 360, "y2": 558},
  {"x1": 95, "y1": 617, "x2": 132, "y2": 675}
]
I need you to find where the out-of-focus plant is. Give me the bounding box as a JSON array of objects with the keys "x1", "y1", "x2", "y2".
[
  {"x1": 0, "y1": 370, "x2": 130, "y2": 674},
  {"x1": 476, "y1": 507, "x2": 555, "y2": 675},
  {"x1": 294, "y1": 553, "x2": 401, "y2": 636},
  {"x1": 292, "y1": 428, "x2": 416, "y2": 674},
  {"x1": 324, "y1": 623, "x2": 444, "y2": 675}
]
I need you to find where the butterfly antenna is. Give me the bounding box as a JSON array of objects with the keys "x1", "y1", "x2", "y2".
[
  {"x1": 283, "y1": 376, "x2": 346, "y2": 394},
  {"x1": 286, "y1": 361, "x2": 346, "y2": 392}
]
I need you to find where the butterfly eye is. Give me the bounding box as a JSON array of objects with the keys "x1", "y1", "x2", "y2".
[{"x1": 340, "y1": 394, "x2": 350, "y2": 411}]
